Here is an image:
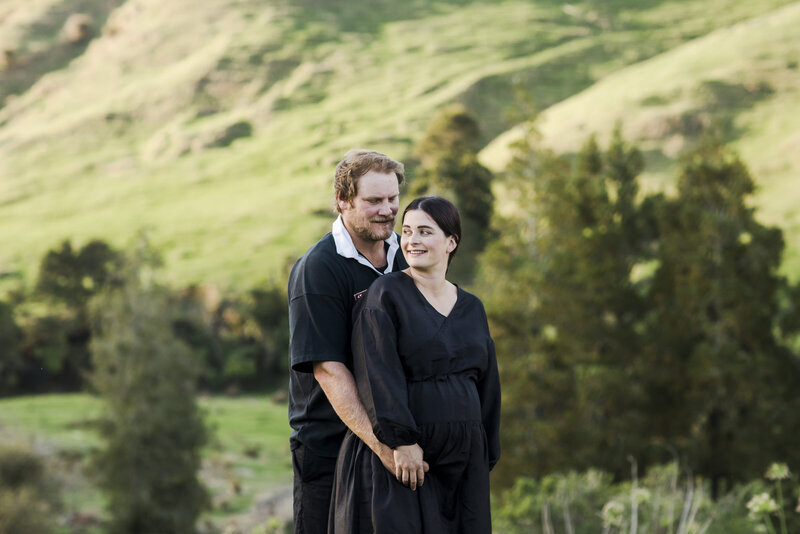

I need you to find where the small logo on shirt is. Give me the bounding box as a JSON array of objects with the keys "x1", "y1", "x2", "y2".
[{"x1": 354, "y1": 290, "x2": 367, "y2": 301}]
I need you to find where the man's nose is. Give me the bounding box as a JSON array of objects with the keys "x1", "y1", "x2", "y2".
[{"x1": 377, "y1": 202, "x2": 393, "y2": 216}]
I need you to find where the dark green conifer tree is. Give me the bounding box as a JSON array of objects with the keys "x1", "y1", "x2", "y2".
[
  {"x1": 642, "y1": 137, "x2": 800, "y2": 491},
  {"x1": 411, "y1": 104, "x2": 495, "y2": 284},
  {"x1": 89, "y1": 243, "x2": 209, "y2": 534},
  {"x1": 482, "y1": 129, "x2": 800, "y2": 490},
  {"x1": 482, "y1": 129, "x2": 650, "y2": 486}
]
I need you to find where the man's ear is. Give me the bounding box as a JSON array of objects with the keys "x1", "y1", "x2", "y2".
[{"x1": 336, "y1": 195, "x2": 350, "y2": 212}]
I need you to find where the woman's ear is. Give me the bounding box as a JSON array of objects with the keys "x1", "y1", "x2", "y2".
[{"x1": 447, "y1": 236, "x2": 457, "y2": 253}]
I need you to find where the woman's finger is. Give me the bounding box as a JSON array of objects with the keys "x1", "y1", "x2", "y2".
[
  {"x1": 417, "y1": 467, "x2": 425, "y2": 487},
  {"x1": 409, "y1": 470, "x2": 417, "y2": 491}
]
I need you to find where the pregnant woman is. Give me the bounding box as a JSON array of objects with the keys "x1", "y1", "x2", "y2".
[{"x1": 329, "y1": 196, "x2": 501, "y2": 534}]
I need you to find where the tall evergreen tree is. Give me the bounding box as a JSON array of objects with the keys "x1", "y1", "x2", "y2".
[
  {"x1": 482, "y1": 130, "x2": 651, "y2": 486},
  {"x1": 411, "y1": 104, "x2": 495, "y2": 284},
  {"x1": 89, "y1": 244, "x2": 209, "y2": 534},
  {"x1": 642, "y1": 137, "x2": 800, "y2": 491},
  {"x1": 482, "y1": 130, "x2": 800, "y2": 490}
]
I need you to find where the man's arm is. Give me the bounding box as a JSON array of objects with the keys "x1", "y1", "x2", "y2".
[{"x1": 313, "y1": 360, "x2": 397, "y2": 473}]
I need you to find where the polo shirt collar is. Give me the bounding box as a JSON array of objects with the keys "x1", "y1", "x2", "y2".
[{"x1": 332, "y1": 215, "x2": 400, "y2": 275}]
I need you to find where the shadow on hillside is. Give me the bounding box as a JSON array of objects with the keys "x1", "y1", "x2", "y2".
[
  {"x1": 287, "y1": 0, "x2": 694, "y2": 36},
  {"x1": 287, "y1": 0, "x2": 479, "y2": 34},
  {"x1": 0, "y1": 0, "x2": 125, "y2": 107},
  {"x1": 460, "y1": 45, "x2": 601, "y2": 145}
]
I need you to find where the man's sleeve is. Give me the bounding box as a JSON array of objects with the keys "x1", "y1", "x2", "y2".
[{"x1": 288, "y1": 254, "x2": 349, "y2": 373}]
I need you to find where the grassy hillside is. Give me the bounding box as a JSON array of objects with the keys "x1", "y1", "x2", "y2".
[
  {"x1": 1, "y1": 0, "x2": 797, "y2": 293},
  {"x1": 482, "y1": 1, "x2": 800, "y2": 278}
]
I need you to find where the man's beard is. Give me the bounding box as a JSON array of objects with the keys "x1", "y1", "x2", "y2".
[{"x1": 350, "y1": 216, "x2": 395, "y2": 242}]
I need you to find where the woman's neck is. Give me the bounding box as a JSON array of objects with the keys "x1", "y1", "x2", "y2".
[{"x1": 406, "y1": 266, "x2": 449, "y2": 294}]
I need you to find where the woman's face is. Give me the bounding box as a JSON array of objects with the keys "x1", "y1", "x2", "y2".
[{"x1": 401, "y1": 209, "x2": 456, "y2": 271}]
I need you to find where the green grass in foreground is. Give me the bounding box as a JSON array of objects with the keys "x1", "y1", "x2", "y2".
[{"x1": 0, "y1": 392, "x2": 293, "y2": 530}]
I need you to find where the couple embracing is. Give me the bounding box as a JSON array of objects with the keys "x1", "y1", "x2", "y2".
[{"x1": 288, "y1": 149, "x2": 500, "y2": 534}]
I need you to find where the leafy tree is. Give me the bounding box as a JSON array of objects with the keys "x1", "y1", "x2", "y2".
[
  {"x1": 0, "y1": 301, "x2": 23, "y2": 394},
  {"x1": 175, "y1": 282, "x2": 289, "y2": 392},
  {"x1": 411, "y1": 104, "x2": 495, "y2": 283},
  {"x1": 36, "y1": 239, "x2": 122, "y2": 312},
  {"x1": 482, "y1": 129, "x2": 800, "y2": 490},
  {"x1": 248, "y1": 285, "x2": 290, "y2": 383},
  {"x1": 9, "y1": 239, "x2": 125, "y2": 393},
  {"x1": 482, "y1": 129, "x2": 651, "y2": 486},
  {"x1": 641, "y1": 138, "x2": 800, "y2": 492},
  {"x1": 89, "y1": 243, "x2": 209, "y2": 534}
]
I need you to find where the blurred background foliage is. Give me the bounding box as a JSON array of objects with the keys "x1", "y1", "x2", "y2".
[{"x1": 2, "y1": 0, "x2": 800, "y2": 532}]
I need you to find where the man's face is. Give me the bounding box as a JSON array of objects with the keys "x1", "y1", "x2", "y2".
[{"x1": 339, "y1": 170, "x2": 400, "y2": 243}]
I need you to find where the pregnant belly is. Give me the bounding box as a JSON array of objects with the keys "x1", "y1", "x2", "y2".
[{"x1": 407, "y1": 375, "x2": 482, "y2": 425}]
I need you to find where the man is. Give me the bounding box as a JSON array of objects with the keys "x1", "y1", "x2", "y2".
[{"x1": 288, "y1": 149, "x2": 409, "y2": 533}]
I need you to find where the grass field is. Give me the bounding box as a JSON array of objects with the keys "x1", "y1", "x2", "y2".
[
  {"x1": 0, "y1": 393, "x2": 293, "y2": 532},
  {"x1": 2, "y1": 0, "x2": 798, "y2": 295}
]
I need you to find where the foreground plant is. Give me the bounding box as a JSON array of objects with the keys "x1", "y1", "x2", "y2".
[{"x1": 747, "y1": 463, "x2": 792, "y2": 534}]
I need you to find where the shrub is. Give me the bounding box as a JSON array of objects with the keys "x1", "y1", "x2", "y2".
[
  {"x1": 62, "y1": 14, "x2": 94, "y2": 44},
  {"x1": 0, "y1": 446, "x2": 59, "y2": 534},
  {"x1": 493, "y1": 462, "x2": 761, "y2": 534}
]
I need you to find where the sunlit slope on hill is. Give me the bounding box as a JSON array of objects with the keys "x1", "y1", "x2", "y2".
[
  {"x1": 0, "y1": 0, "x2": 795, "y2": 290},
  {"x1": 483, "y1": 2, "x2": 800, "y2": 278}
]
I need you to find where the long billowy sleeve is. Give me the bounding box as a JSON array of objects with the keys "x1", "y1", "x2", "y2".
[
  {"x1": 479, "y1": 336, "x2": 501, "y2": 470},
  {"x1": 352, "y1": 305, "x2": 420, "y2": 449}
]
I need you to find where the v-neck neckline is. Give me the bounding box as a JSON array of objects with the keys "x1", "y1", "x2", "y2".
[{"x1": 401, "y1": 271, "x2": 459, "y2": 319}]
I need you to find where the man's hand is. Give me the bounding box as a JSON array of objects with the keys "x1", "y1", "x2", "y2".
[
  {"x1": 375, "y1": 442, "x2": 396, "y2": 473},
  {"x1": 393, "y1": 444, "x2": 426, "y2": 490},
  {"x1": 313, "y1": 361, "x2": 429, "y2": 481}
]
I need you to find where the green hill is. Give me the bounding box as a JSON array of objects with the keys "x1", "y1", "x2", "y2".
[
  {"x1": 482, "y1": 1, "x2": 800, "y2": 278},
  {"x1": 1, "y1": 0, "x2": 797, "y2": 293}
]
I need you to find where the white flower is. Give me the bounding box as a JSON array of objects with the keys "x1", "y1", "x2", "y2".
[
  {"x1": 747, "y1": 492, "x2": 778, "y2": 520},
  {"x1": 765, "y1": 463, "x2": 790, "y2": 481},
  {"x1": 602, "y1": 500, "x2": 626, "y2": 528}
]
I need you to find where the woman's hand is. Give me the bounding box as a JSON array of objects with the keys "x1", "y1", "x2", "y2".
[{"x1": 393, "y1": 444, "x2": 426, "y2": 490}]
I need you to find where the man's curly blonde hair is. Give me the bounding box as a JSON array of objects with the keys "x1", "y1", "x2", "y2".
[{"x1": 334, "y1": 149, "x2": 405, "y2": 213}]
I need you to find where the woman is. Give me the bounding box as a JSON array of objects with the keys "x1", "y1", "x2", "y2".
[{"x1": 329, "y1": 196, "x2": 501, "y2": 533}]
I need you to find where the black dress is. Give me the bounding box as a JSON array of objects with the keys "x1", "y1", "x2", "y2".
[{"x1": 329, "y1": 271, "x2": 501, "y2": 534}]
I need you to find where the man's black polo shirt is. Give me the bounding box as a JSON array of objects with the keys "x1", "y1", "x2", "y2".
[{"x1": 288, "y1": 223, "x2": 407, "y2": 457}]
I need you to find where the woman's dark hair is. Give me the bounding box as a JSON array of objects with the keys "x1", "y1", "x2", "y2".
[{"x1": 402, "y1": 196, "x2": 462, "y2": 265}]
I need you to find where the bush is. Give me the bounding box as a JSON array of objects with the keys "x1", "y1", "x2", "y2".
[
  {"x1": 494, "y1": 470, "x2": 615, "y2": 534},
  {"x1": 0, "y1": 446, "x2": 59, "y2": 534},
  {"x1": 493, "y1": 462, "x2": 761, "y2": 534}
]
